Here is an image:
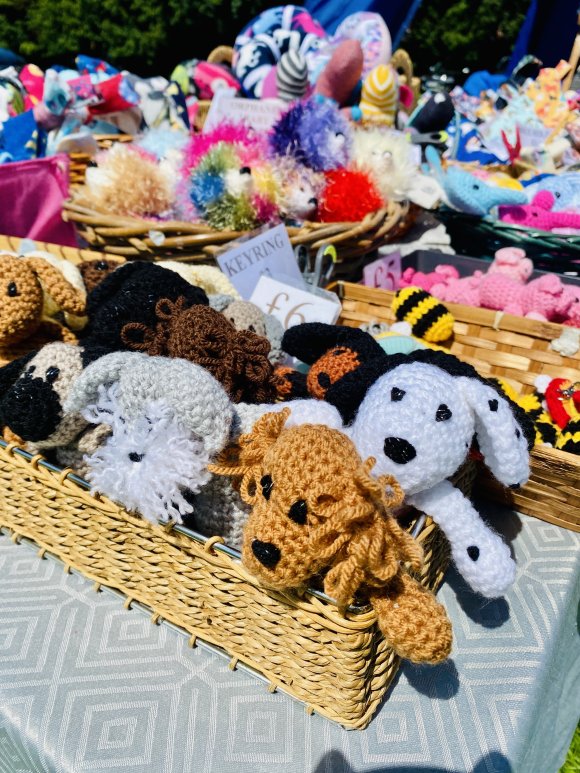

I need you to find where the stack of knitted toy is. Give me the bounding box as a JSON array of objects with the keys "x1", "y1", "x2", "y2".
[
  {"x1": 399, "y1": 247, "x2": 580, "y2": 326},
  {"x1": 0, "y1": 254, "x2": 534, "y2": 645}
]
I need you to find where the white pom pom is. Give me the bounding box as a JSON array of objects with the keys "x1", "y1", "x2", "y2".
[{"x1": 534, "y1": 375, "x2": 552, "y2": 395}]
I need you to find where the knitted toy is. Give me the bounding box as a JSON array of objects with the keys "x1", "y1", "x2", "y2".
[
  {"x1": 524, "y1": 173, "x2": 580, "y2": 212},
  {"x1": 210, "y1": 409, "x2": 453, "y2": 664},
  {"x1": 270, "y1": 155, "x2": 324, "y2": 221},
  {"x1": 425, "y1": 146, "x2": 526, "y2": 216},
  {"x1": 269, "y1": 97, "x2": 352, "y2": 172},
  {"x1": 26, "y1": 252, "x2": 87, "y2": 330},
  {"x1": 357, "y1": 64, "x2": 398, "y2": 124},
  {"x1": 77, "y1": 258, "x2": 122, "y2": 294},
  {"x1": 486, "y1": 247, "x2": 533, "y2": 282},
  {"x1": 478, "y1": 273, "x2": 578, "y2": 322},
  {"x1": 120, "y1": 297, "x2": 277, "y2": 404},
  {"x1": 158, "y1": 261, "x2": 240, "y2": 299},
  {"x1": 81, "y1": 143, "x2": 176, "y2": 219},
  {"x1": 80, "y1": 262, "x2": 208, "y2": 352},
  {"x1": 64, "y1": 352, "x2": 234, "y2": 524},
  {"x1": 399, "y1": 265, "x2": 460, "y2": 293},
  {"x1": 352, "y1": 127, "x2": 419, "y2": 202},
  {"x1": 275, "y1": 323, "x2": 385, "y2": 400},
  {"x1": 209, "y1": 295, "x2": 285, "y2": 365},
  {"x1": 0, "y1": 255, "x2": 86, "y2": 364},
  {"x1": 317, "y1": 167, "x2": 384, "y2": 222},
  {"x1": 499, "y1": 191, "x2": 580, "y2": 231},
  {"x1": 391, "y1": 287, "x2": 455, "y2": 343},
  {"x1": 535, "y1": 376, "x2": 580, "y2": 455},
  {"x1": 312, "y1": 40, "x2": 363, "y2": 106},
  {"x1": 282, "y1": 325, "x2": 534, "y2": 597},
  {"x1": 0, "y1": 342, "x2": 108, "y2": 451}
]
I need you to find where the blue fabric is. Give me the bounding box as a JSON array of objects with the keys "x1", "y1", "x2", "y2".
[
  {"x1": 463, "y1": 71, "x2": 508, "y2": 97},
  {"x1": 0, "y1": 110, "x2": 46, "y2": 163},
  {"x1": 75, "y1": 54, "x2": 119, "y2": 76},
  {"x1": 0, "y1": 47, "x2": 24, "y2": 67},
  {"x1": 508, "y1": 0, "x2": 578, "y2": 70},
  {"x1": 305, "y1": 0, "x2": 419, "y2": 45}
]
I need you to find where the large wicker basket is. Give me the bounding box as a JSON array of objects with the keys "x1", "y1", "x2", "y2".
[
  {"x1": 334, "y1": 281, "x2": 580, "y2": 532},
  {"x1": 62, "y1": 199, "x2": 415, "y2": 263}
]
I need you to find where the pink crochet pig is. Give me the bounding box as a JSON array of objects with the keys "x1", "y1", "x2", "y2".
[
  {"x1": 487, "y1": 247, "x2": 533, "y2": 283},
  {"x1": 479, "y1": 273, "x2": 578, "y2": 321},
  {"x1": 398, "y1": 265, "x2": 459, "y2": 291},
  {"x1": 499, "y1": 191, "x2": 580, "y2": 231},
  {"x1": 431, "y1": 271, "x2": 484, "y2": 306},
  {"x1": 563, "y1": 286, "x2": 580, "y2": 327}
]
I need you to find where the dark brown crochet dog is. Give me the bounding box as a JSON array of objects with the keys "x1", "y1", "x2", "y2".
[{"x1": 121, "y1": 297, "x2": 277, "y2": 403}]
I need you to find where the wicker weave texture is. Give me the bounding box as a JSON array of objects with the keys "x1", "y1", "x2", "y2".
[
  {"x1": 335, "y1": 281, "x2": 580, "y2": 532},
  {"x1": 63, "y1": 200, "x2": 415, "y2": 264},
  {"x1": 0, "y1": 234, "x2": 123, "y2": 266},
  {"x1": 0, "y1": 442, "x2": 458, "y2": 728}
]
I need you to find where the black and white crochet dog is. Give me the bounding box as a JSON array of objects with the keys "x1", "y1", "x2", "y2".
[{"x1": 276, "y1": 325, "x2": 535, "y2": 598}]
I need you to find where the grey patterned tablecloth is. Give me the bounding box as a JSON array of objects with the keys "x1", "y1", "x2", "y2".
[{"x1": 0, "y1": 504, "x2": 578, "y2": 773}]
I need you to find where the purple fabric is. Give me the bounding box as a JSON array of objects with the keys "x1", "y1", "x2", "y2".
[{"x1": 0, "y1": 154, "x2": 78, "y2": 246}]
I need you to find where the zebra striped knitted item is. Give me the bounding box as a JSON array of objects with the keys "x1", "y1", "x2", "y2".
[{"x1": 276, "y1": 51, "x2": 309, "y2": 102}]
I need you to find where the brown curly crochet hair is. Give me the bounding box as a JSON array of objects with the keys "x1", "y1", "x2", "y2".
[{"x1": 120, "y1": 297, "x2": 277, "y2": 404}]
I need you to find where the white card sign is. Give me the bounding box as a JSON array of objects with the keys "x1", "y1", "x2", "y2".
[
  {"x1": 203, "y1": 90, "x2": 286, "y2": 133},
  {"x1": 216, "y1": 223, "x2": 304, "y2": 299},
  {"x1": 250, "y1": 275, "x2": 341, "y2": 329}
]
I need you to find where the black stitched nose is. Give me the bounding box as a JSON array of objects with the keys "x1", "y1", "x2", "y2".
[
  {"x1": 128, "y1": 452, "x2": 144, "y2": 463},
  {"x1": 3, "y1": 378, "x2": 61, "y2": 441},
  {"x1": 308, "y1": 197, "x2": 318, "y2": 206},
  {"x1": 251, "y1": 540, "x2": 281, "y2": 568},
  {"x1": 317, "y1": 372, "x2": 331, "y2": 389},
  {"x1": 383, "y1": 437, "x2": 417, "y2": 464}
]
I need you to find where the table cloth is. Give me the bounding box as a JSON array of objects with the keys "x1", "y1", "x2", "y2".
[{"x1": 0, "y1": 503, "x2": 578, "y2": 773}]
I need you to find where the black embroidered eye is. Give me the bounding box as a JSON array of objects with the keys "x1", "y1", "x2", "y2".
[
  {"x1": 96, "y1": 260, "x2": 108, "y2": 270},
  {"x1": 391, "y1": 387, "x2": 405, "y2": 402},
  {"x1": 335, "y1": 131, "x2": 345, "y2": 138},
  {"x1": 515, "y1": 428, "x2": 521, "y2": 439},
  {"x1": 288, "y1": 499, "x2": 307, "y2": 525},
  {"x1": 436, "y1": 404, "x2": 452, "y2": 421},
  {"x1": 26, "y1": 366, "x2": 36, "y2": 375},
  {"x1": 473, "y1": 184, "x2": 480, "y2": 190},
  {"x1": 488, "y1": 399, "x2": 498, "y2": 412},
  {"x1": 317, "y1": 373, "x2": 331, "y2": 389},
  {"x1": 45, "y1": 366, "x2": 60, "y2": 383},
  {"x1": 7, "y1": 282, "x2": 17, "y2": 297},
  {"x1": 467, "y1": 545, "x2": 480, "y2": 561},
  {"x1": 240, "y1": 166, "x2": 251, "y2": 175},
  {"x1": 555, "y1": 192, "x2": 561, "y2": 198},
  {"x1": 248, "y1": 325, "x2": 255, "y2": 332},
  {"x1": 260, "y1": 474, "x2": 273, "y2": 500},
  {"x1": 128, "y1": 452, "x2": 144, "y2": 462}
]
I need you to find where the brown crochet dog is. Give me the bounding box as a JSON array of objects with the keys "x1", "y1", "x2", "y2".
[
  {"x1": 0, "y1": 255, "x2": 86, "y2": 364},
  {"x1": 211, "y1": 409, "x2": 453, "y2": 664},
  {"x1": 120, "y1": 297, "x2": 277, "y2": 403}
]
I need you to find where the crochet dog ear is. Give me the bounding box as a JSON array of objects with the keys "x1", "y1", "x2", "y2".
[
  {"x1": 27, "y1": 258, "x2": 86, "y2": 316},
  {"x1": 64, "y1": 351, "x2": 145, "y2": 415},
  {"x1": 282, "y1": 323, "x2": 385, "y2": 365},
  {"x1": 457, "y1": 377, "x2": 532, "y2": 488}
]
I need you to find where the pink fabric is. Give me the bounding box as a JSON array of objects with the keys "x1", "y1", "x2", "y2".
[{"x1": 0, "y1": 154, "x2": 77, "y2": 246}]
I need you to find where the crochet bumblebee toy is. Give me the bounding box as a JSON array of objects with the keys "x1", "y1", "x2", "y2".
[{"x1": 391, "y1": 286, "x2": 454, "y2": 344}]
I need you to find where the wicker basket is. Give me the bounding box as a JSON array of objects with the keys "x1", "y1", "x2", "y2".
[
  {"x1": 68, "y1": 134, "x2": 134, "y2": 185},
  {"x1": 437, "y1": 207, "x2": 580, "y2": 273},
  {"x1": 0, "y1": 441, "x2": 466, "y2": 729},
  {"x1": 0, "y1": 234, "x2": 124, "y2": 265},
  {"x1": 62, "y1": 199, "x2": 415, "y2": 263},
  {"x1": 334, "y1": 281, "x2": 580, "y2": 532}
]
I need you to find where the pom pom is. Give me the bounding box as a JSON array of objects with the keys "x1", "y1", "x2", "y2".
[{"x1": 318, "y1": 168, "x2": 384, "y2": 222}]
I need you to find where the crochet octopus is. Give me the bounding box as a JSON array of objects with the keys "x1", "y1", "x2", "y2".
[
  {"x1": 211, "y1": 409, "x2": 453, "y2": 664},
  {"x1": 120, "y1": 297, "x2": 277, "y2": 403}
]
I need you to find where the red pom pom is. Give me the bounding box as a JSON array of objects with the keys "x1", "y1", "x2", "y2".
[{"x1": 318, "y1": 168, "x2": 385, "y2": 222}]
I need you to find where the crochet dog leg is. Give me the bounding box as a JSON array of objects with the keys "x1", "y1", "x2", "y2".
[
  {"x1": 409, "y1": 480, "x2": 516, "y2": 598},
  {"x1": 369, "y1": 573, "x2": 452, "y2": 663}
]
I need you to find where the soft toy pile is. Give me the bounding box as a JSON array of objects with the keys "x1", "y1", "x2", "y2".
[
  {"x1": 399, "y1": 247, "x2": 580, "y2": 326},
  {"x1": 0, "y1": 259, "x2": 534, "y2": 633}
]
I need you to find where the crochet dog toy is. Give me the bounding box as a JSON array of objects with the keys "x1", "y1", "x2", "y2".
[
  {"x1": 0, "y1": 342, "x2": 108, "y2": 451},
  {"x1": 282, "y1": 324, "x2": 534, "y2": 597},
  {"x1": 77, "y1": 258, "x2": 122, "y2": 294},
  {"x1": 0, "y1": 254, "x2": 86, "y2": 364},
  {"x1": 64, "y1": 352, "x2": 235, "y2": 524},
  {"x1": 270, "y1": 97, "x2": 352, "y2": 172},
  {"x1": 80, "y1": 262, "x2": 208, "y2": 352},
  {"x1": 210, "y1": 409, "x2": 453, "y2": 664},
  {"x1": 120, "y1": 297, "x2": 277, "y2": 404}
]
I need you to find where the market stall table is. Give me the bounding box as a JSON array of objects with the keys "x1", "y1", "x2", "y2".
[{"x1": 0, "y1": 503, "x2": 577, "y2": 773}]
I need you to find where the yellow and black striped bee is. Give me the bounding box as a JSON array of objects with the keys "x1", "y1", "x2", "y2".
[{"x1": 392, "y1": 287, "x2": 454, "y2": 343}]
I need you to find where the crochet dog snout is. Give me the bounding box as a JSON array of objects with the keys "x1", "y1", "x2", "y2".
[
  {"x1": 383, "y1": 437, "x2": 417, "y2": 464},
  {"x1": 251, "y1": 539, "x2": 281, "y2": 568}
]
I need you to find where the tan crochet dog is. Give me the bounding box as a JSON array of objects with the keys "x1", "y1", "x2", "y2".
[
  {"x1": 0, "y1": 255, "x2": 86, "y2": 364},
  {"x1": 211, "y1": 409, "x2": 453, "y2": 664}
]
